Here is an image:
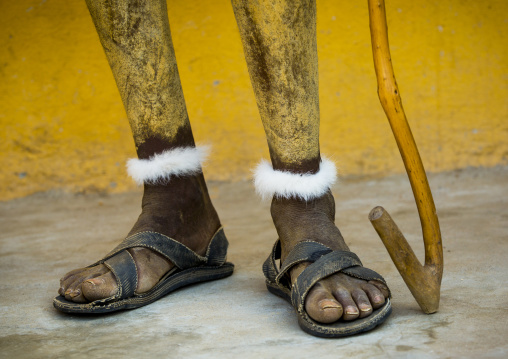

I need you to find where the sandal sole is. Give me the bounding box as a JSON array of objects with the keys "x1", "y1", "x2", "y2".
[
  {"x1": 266, "y1": 279, "x2": 392, "y2": 338},
  {"x1": 53, "y1": 262, "x2": 234, "y2": 314}
]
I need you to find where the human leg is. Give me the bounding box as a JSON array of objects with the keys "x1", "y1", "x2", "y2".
[
  {"x1": 232, "y1": 0, "x2": 390, "y2": 334},
  {"x1": 56, "y1": 0, "x2": 230, "y2": 309}
]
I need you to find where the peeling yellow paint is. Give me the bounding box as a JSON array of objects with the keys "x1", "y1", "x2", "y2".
[{"x1": 1, "y1": 0, "x2": 507, "y2": 200}]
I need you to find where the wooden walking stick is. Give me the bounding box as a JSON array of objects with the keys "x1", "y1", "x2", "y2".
[{"x1": 367, "y1": 0, "x2": 443, "y2": 313}]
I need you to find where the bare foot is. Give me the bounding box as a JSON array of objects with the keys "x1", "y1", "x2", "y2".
[
  {"x1": 58, "y1": 173, "x2": 221, "y2": 303},
  {"x1": 271, "y1": 190, "x2": 390, "y2": 324}
]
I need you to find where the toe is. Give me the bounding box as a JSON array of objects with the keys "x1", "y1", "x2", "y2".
[
  {"x1": 64, "y1": 287, "x2": 74, "y2": 301},
  {"x1": 82, "y1": 271, "x2": 118, "y2": 302},
  {"x1": 60, "y1": 267, "x2": 87, "y2": 283},
  {"x1": 304, "y1": 282, "x2": 343, "y2": 324},
  {"x1": 351, "y1": 289, "x2": 373, "y2": 318},
  {"x1": 369, "y1": 280, "x2": 390, "y2": 299},
  {"x1": 59, "y1": 265, "x2": 109, "y2": 297},
  {"x1": 60, "y1": 272, "x2": 84, "y2": 296},
  {"x1": 65, "y1": 271, "x2": 107, "y2": 303},
  {"x1": 333, "y1": 288, "x2": 360, "y2": 321},
  {"x1": 364, "y1": 282, "x2": 387, "y2": 309},
  {"x1": 65, "y1": 281, "x2": 88, "y2": 303}
]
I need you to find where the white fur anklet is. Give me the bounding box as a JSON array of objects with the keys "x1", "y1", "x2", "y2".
[
  {"x1": 127, "y1": 145, "x2": 209, "y2": 185},
  {"x1": 253, "y1": 157, "x2": 337, "y2": 201}
]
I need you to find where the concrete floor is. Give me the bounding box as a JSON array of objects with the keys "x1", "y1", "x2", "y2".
[{"x1": 1, "y1": 166, "x2": 507, "y2": 358}]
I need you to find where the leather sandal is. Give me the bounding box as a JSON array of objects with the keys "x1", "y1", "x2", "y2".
[
  {"x1": 54, "y1": 227, "x2": 234, "y2": 314},
  {"x1": 263, "y1": 239, "x2": 391, "y2": 337}
]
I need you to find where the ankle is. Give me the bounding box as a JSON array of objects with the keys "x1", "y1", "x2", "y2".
[
  {"x1": 253, "y1": 156, "x2": 346, "y2": 259},
  {"x1": 126, "y1": 146, "x2": 220, "y2": 255},
  {"x1": 128, "y1": 173, "x2": 221, "y2": 256},
  {"x1": 271, "y1": 191, "x2": 348, "y2": 260}
]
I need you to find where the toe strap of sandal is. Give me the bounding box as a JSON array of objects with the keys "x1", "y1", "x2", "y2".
[
  {"x1": 275, "y1": 241, "x2": 337, "y2": 284},
  {"x1": 87, "y1": 233, "x2": 206, "y2": 301},
  {"x1": 262, "y1": 240, "x2": 336, "y2": 285},
  {"x1": 290, "y1": 249, "x2": 390, "y2": 314},
  {"x1": 291, "y1": 250, "x2": 361, "y2": 312},
  {"x1": 103, "y1": 250, "x2": 138, "y2": 300},
  {"x1": 87, "y1": 228, "x2": 229, "y2": 301}
]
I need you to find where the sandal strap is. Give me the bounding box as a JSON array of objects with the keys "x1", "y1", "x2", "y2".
[
  {"x1": 90, "y1": 227, "x2": 228, "y2": 271},
  {"x1": 275, "y1": 241, "x2": 334, "y2": 284},
  {"x1": 262, "y1": 240, "x2": 281, "y2": 283},
  {"x1": 341, "y1": 265, "x2": 388, "y2": 284},
  {"x1": 103, "y1": 250, "x2": 138, "y2": 300},
  {"x1": 205, "y1": 228, "x2": 229, "y2": 266},
  {"x1": 291, "y1": 250, "x2": 363, "y2": 312},
  {"x1": 100, "y1": 232, "x2": 208, "y2": 270},
  {"x1": 86, "y1": 228, "x2": 229, "y2": 301}
]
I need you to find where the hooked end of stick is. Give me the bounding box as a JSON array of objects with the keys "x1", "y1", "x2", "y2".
[
  {"x1": 369, "y1": 206, "x2": 385, "y2": 221},
  {"x1": 369, "y1": 205, "x2": 441, "y2": 314}
]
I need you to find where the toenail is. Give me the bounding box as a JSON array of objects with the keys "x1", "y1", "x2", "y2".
[
  {"x1": 318, "y1": 299, "x2": 339, "y2": 309},
  {"x1": 360, "y1": 307, "x2": 372, "y2": 312},
  {"x1": 346, "y1": 307, "x2": 358, "y2": 315},
  {"x1": 70, "y1": 290, "x2": 80, "y2": 298},
  {"x1": 374, "y1": 295, "x2": 383, "y2": 302}
]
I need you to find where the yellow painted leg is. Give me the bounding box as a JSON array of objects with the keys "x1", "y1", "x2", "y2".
[
  {"x1": 232, "y1": 0, "x2": 320, "y2": 173},
  {"x1": 86, "y1": 0, "x2": 195, "y2": 158}
]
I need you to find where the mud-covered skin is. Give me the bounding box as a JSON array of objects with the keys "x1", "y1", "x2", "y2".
[
  {"x1": 85, "y1": 0, "x2": 193, "y2": 154},
  {"x1": 272, "y1": 191, "x2": 390, "y2": 323},
  {"x1": 58, "y1": 173, "x2": 221, "y2": 303},
  {"x1": 232, "y1": 0, "x2": 321, "y2": 174}
]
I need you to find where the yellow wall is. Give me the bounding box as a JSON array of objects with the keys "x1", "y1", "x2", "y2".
[{"x1": 1, "y1": 0, "x2": 507, "y2": 200}]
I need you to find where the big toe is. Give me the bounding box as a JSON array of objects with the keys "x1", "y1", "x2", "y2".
[
  {"x1": 81, "y1": 272, "x2": 118, "y2": 302},
  {"x1": 304, "y1": 282, "x2": 343, "y2": 324}
]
